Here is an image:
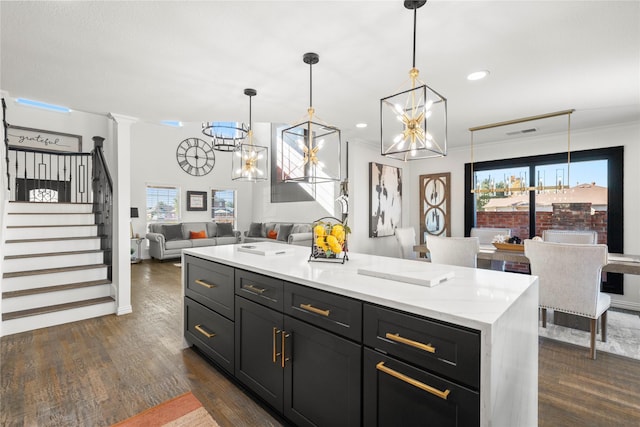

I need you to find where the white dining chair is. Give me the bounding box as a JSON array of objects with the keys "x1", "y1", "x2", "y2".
[
  {"x1": 542, "y1": 229, "x2": 598, "y2": 244},
  {"x1": 427, "y1": 236, "x2": 480, "y2": 268},
  {"x1": 471, "y1": 227, "x2": 511, "y2": 270},
  {"x1": 394, "y1": 227, "x2": 417, "y2": 260},
  {"x1": 524, "y1": 239, "x2": 610, "y2": 359}
]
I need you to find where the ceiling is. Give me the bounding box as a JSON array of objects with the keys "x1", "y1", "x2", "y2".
[{"x1": 1, "y1": 1, "x2": 639, "y2": 149}]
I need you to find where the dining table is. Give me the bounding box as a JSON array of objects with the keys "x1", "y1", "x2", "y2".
[{"x1": 412, "y1": 244, "x2": 640, "y2": 275}]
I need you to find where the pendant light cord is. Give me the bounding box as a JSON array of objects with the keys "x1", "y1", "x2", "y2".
[
  {"x1": 309, "y1": 60, "x2": 313, "y2": 109},
  {"x1": 412, "y1": 6, "x2": 417, "y2": 68}
]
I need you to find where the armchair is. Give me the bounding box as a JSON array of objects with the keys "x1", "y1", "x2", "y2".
[{"x1": 427, "y1": 236, "x2": 479, "y2": 268}]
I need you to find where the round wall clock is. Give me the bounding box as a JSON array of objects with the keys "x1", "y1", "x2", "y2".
[{"x1": 176, "y1": 137, "x2": 215, "y2": 176}]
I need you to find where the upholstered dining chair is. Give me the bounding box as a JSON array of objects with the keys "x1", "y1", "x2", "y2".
[
  {"x1": 427, "y1": 236, "x2": 480, "y2": 268},
  {"x1": 470, "y1": 227, "x2": 511, "y2": 270},
  {"x1": 524, "y1": 239, "x2": 610, "y2": 359},
  {"x1": 542, "y1": 229, "x2": 598, "y2": 244},
  {"x1": 394, "y1": 227, "x2": 417, "y2": 260}
]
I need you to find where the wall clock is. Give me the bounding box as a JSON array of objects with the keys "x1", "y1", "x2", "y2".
[{"x1": 176, "y1": 138, "x2": 215, "y2": 176}]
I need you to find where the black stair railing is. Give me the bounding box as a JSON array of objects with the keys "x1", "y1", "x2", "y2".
[{"x1": 92, "y1": 136, "x2": 113, "y2": 280}]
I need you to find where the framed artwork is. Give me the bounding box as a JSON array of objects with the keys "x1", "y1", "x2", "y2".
[
  {"x1": 369, "y1": 162, "x2": 402, "y2": 237},
  {"x1": 6, "y1": 125, "x2": 82, "y2": 153},
  {"x1": 186, "y1": 191, "x2": 207, "y2": 211},
  {"x1": 420, "y1": 172, "x2": 451, "y2": 243}
]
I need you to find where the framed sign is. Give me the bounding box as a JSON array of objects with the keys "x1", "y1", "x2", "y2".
[
  {"x1": 420, "y1": 172, "x2": 451, "y2": 242},
  {"x1": 187, "y1": 191, "x2": 207, "y2": 211},
  {"x1": 369, "y1": 162, "x2": 402, "y2": 238},
  {"x1": 6, "y1": 125, "x2": 82, "y2": 153}
]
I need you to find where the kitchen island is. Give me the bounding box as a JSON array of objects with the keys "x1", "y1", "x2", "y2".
[{"x1": 182, "y1": 242, "x2": 538, "y2": 426}]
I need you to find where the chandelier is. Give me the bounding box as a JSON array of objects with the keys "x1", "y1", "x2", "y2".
[
  {"x1": 232, "y1": 89, "x2": 268, "y2": 182},
  {"x1": 380, "y1": 0, "x2": 447, "y2": 161},
  {"x1": 202, "y1": 120, "x2": 248, "y2": 152},
  {"x1": 280, "y1": 52, "x2": 341, "y2": 184}
]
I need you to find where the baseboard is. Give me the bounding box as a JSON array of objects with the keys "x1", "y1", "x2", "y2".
[
  {"x1": 611, "y1": 299, "x2": 640, "y2": 312},
  {"x1": 117, "y1": 305, "x2": 133, "y2": 315}
]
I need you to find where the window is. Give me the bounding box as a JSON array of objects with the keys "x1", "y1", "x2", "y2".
[
  {"x1": 465, "y1": 147, "x2": 624, "y2": 293},
  {"x1": 146, "y1": 185, "x2": 181, "y2": 224},
  {"x1": 211, "y1": 189, "x2": 236, "y2": 228}
]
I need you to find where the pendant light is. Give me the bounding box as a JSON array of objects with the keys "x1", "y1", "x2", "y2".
[
  {"x1": 380, "y1": 0, "x2": 447, "y2": 161},
  {"x1": 232, "y1": 89, "x2": 268, "y2": 181},
  {"x1": 280, "y1": 52, "x2": 341, "y2": 184}
]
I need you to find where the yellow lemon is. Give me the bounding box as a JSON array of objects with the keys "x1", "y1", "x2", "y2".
[{"x1": 314, "y1": 225, "x2": 326, "y2": 237}]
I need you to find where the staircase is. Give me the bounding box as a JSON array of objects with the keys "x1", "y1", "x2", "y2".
[{"x1": 1, "y1": 201, "x2": 115, "y2": 336}]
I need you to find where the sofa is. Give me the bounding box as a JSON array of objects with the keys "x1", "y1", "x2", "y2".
[
  {"x1": 146, "y1": 222, "x2": 240, "y2": 260},
  {"x1": 243, "y1": 222, "x2": 312, "y2": 247}
]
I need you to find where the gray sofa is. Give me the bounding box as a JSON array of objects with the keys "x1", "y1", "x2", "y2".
[
  {"x1": 146, "y1": 222, "x2": 240, "y2": 260},
  {"x1": 243, "y1": 222, "x2": 312, "y2": 247}
]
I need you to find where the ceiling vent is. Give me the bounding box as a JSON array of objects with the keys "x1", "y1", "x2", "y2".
[{"x1": 506, "y1": 127, "x2": 538, "y2": 136}]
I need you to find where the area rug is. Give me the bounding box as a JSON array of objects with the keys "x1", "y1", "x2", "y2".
[
  {"x1": 112, "y1": 391, "x2": 220, "y2": 427},
  {"x1": 538, "y1": 309, "x2": 640, "y2": 360}
]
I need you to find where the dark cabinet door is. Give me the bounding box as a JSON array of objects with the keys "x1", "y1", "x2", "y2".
[
  {"x1": 363, "y1": 348, "x2": 480, "y2": 427},
  {"x1": 283, "y1": 316, "x2": 362, "y2": 427},
  {"x1": 235, "y1": 296, "x2": 284, "y2": 411}
]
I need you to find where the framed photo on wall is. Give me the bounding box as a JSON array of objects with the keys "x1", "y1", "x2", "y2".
[
  {"x1": 187, "y1": 191, "x2": 207, "y2": 211},
  {"x1": 420, "y1": 172, "x2": 451, "y2": 243},
  {"x1": 369, "y1": 162, "x2": 402, "y2": 237}
]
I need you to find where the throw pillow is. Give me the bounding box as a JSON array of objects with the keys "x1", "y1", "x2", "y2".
[
  {"x1": 264, "y1": 222, "x2": 277, "y2": 238},
  {"x1": 247, "y1": 222, "x2": 263, "y2": 238},
  {"x1": 216, "y1": 222, "x2": 234, "y2": 237},
  {"x1": 267, "y1": 230, "x2": 278, "y2": 239},
  {"x1": 163, "y1": 224, "x2": 183, "y2": 241},
  {"x1": 277, "y1": 224, "x2": 294, "y2": 242},
  {"x1": 190, "y1": 230, "x2": 206, "y2": 239}
]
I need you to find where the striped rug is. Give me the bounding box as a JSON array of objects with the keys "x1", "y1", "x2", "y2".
[{"x1": 112, "y1": 392, "x2": 220, "y2": 427}]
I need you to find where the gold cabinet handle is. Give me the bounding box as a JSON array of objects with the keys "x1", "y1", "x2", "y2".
[
  {"x1": 376, "y1": 362, "x2": 450, "y2": 400},
  {"x1": 243, "y1": 283, "x2": 267, "y2": 294},
  {"x1": 195, "y1": 279, "x2": 216, "y2": 289},
  {"x1": 272, "y1": 327, "x2": 281, "y2": 363},
  {"x1": 195, "y1": 324, "x2": 216, "y2": 339},
  {"x1": 300, "y1": 303, "x2": 330, "y2": 317},
  {"x1": 281, "y1": 331, "x2": 290, "y2": 368},
  {"x1": 385, "y1": 332, "x2": 436, "y2": 354}
]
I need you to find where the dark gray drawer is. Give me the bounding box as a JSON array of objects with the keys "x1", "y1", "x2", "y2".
[
  {"x1": 363, "y1": 304, "x2": 480, "y2": 389},
  {"x1": 235, "y1": 269, "x2": 284, "y2": 311},
  {"x1": 184, "y1": 255, "x2": 234, "y2": 320},
  {"x1": 284, "y1": 282, "x2": 362, "y2": 342},
  {"x1": 185, "y1": 297, "x2": 234, "y2": 374}
]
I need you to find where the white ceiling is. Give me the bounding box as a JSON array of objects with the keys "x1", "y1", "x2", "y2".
[{"x1": 1, "y1": 1, "x2": 639, "y2": 149}]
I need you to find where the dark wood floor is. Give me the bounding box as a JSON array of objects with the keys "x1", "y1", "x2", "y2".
[{"x1": 2, "y1": 260, "x2": 640, "y2": 426}]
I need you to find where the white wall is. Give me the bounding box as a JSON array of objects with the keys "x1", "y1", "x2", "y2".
[{"x1": 130, "y1": 120, "x2": 258, "y2": 258}]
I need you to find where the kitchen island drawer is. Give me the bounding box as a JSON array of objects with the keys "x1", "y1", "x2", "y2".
[
  {"x1": 185, "y1": 255, "x2": 234, "y2": 320},
  {"x1": 235, "y1": 269, "x2": 284, "y2": 311},
  {"x1": 185, "y1": 297, "x2": 234, "y2": 374},
  {"x1": 363, "y1": 348, "x2": 479, "y2": 427},
  {"x1": 284, "y1": 282, "x2": 362, "y2": 342},
  {"x1": 364, "y1": 304, "x2": 480, "y2": 389}
]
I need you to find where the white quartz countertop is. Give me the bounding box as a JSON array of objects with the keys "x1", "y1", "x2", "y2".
[{"x1": 183, "y1": 242, "x2": 537, "y2": 332}]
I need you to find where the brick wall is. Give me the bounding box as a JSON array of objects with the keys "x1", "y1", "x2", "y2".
[{"x1": 477, "y1": 204, "x2": 608, "y2": 243}]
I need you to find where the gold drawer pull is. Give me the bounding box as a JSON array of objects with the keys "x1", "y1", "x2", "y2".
[
  {"x1": 243, "y1": 283, "x2": 267, "y2": 294},
  {"x1": 272, "y1": 327, "x2": 281, "y2": 363},
  {"x1": 195, "y1": 279, "x2": 216, "y2": 289},
  {"x1": 281, "y1": 331, "x2": 290, "y2": 368},
  {"x1": 195, "y1": 324, "x2": 216, "y2": 339},
  {"x1": 385, "y1": 332, "x2": 436, "y2": 354},
  {"x1": 300, "y1": 303, "x2": 330, "y2": 317},
  {"x1": 376, "y1": 362, "x2": 450, "y2": 400}
]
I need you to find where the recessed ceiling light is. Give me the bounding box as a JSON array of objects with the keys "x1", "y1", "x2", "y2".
[
  {"x1": 467, "y1": 70, "x2": 490, "y2": 81},
  {"x1": 356, "y1": 123, "x2": 367, "y2": 128},
  {"x1": 16, "y1": 98, "x2": 71, "y2": 113}
]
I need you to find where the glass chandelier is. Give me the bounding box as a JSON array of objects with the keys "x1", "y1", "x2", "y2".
[
  {"x1": 202, "y1": 119, "x2": 248, "y2": 152},
  {"x1": 232, "y1": 89, "x2": 268, "y2": 182},
  {"x1": 380, "y1": 0, "x2": 447, "y2": 161},
  {"x1": 280, "y1": 52, "x2": 341, "y2": 184}
]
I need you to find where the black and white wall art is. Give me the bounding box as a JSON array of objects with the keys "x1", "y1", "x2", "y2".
[{"x1": 369, "y1": 162, "x2": 402, "y2": 237}]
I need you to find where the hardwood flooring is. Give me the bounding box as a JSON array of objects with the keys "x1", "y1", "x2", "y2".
[{"x1": 1, "y1": 260, "x2": 640, "y2": 426}]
